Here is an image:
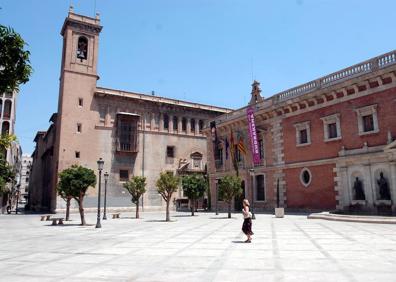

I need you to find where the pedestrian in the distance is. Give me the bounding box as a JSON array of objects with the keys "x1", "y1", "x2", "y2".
[{"x1": 242, "y1": 199, "x2": 253, "y2": 243}]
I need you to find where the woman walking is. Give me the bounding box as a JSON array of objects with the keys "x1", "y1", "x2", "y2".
[{"x1": 242, "y1": 199, "x2": 253, "y2": 243}]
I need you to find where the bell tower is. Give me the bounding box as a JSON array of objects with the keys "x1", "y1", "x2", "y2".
[
  {"x1": 59, "y1": 6, "x2": 102, "y2": 77},
  {"x1": 52, "y1": 7, "x2": 103, "y2": 212},
  {"x1": 249, "y1": 80, "x2": 263, "y2": 104}
]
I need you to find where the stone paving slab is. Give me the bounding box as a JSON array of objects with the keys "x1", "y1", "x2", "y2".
[{"x1": 1, "y1": 211, "x2": 396, "y2": 281}]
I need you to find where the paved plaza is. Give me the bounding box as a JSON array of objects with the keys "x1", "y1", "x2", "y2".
[{"x1": 0, "y1": 211, "x2": 396, "y2": 282}]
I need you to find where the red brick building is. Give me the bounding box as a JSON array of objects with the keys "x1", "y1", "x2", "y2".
[{"x1": 207, "y1": 51, "x2": 396, "y2": 214}]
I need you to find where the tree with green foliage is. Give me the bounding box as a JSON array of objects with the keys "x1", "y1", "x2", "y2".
[
  {"x1": 0, "y1": 25, "x2": 33, "y2": 94},
  {"x1": 0, "y1": 135, "x2": 16, "y2": 213},
  {"x1": 181, "y1": 174, "x2": 207, "y2": 216},
  {"x1": 0, "y1": 156, "x2": 14, "y2": 196},
  {"x1": 218, "y1": 175, "x2": 242, "y2": 218},
  {"x1": 0, "y1": 134, "x2": 16, "y2": 150},
  {"x1": 123, "y1": 176, "x2": 146, "y2": 219},
  {"x1": 57, "y1": 180, "x2": 73, "y2": 221},
  {"x1": 58, "y1": 165, "x2": 96, "y2": 225},
  {"x1": 156, "y1": 172, "x2": 179, "y2": 221}
]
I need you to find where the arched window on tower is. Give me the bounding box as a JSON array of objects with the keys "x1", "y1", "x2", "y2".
[
  {"x1": 3, "y1": 100, "x2": 12, "y2": 119},
  {"x1": 0, "y1": 100, "x2": 3, "y2": 118},
  {"x1": 2, "y1": 121, "x2": 10, "y2": 136},
  {"x1": 77, "y1": 36, "x2": 88, "y2": 61}
]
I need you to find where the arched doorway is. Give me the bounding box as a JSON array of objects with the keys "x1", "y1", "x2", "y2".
[{"x1": 234, "y1": 180, "x2": 245, "y2": 211}]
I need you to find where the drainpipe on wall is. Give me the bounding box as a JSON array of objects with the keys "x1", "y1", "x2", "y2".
[{"x1": 141, "y1": 126, "x2": 145, "y2": 212}]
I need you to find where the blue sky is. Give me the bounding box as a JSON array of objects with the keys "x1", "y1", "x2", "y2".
[{"x1": 1, "y1": 0, "x2": 396, "y2": 154}]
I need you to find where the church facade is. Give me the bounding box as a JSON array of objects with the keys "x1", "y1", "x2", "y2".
[
  {"x1": 28, "y1": 9, "x2": 230, "y2": 212},
  {"x1": 207, "y1": 51, "x2": 396, "y2": 214}
]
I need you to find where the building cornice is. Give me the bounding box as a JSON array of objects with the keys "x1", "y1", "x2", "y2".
[
  {"x1": 95, "y1": 87, "x2": 232, "y2": 114},
  {"x1": 60, "y1": 12, "x2": 102, "y2": 36}
]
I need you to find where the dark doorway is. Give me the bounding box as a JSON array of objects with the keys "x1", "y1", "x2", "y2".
[{"x1": 234, "y1": 180, "x2": 245, "y2": 211}]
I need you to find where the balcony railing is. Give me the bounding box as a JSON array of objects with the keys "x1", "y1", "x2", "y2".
[
  {"x1": 116, "y1": 140, "x2": 138, "y2": 153},
  {"x1": 273, "y1": 50, "x2": 396, "y2": 103}
]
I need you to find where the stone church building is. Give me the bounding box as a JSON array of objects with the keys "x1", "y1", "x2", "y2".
[
  {"x1": 207, "y1": 51, "x2": 396, "y2": 214},
  {"x1": 28, "y1": 9, "x2": 230, "y2": 212}
]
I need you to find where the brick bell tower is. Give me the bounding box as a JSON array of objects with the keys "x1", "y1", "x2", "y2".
[{"x1": 51, "y1": 7, "x2": 103, "y2": 212}]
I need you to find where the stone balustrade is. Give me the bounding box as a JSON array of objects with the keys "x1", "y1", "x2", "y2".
[{"x1": 273, "y1": 50, "x2": 396, "y2": 103}]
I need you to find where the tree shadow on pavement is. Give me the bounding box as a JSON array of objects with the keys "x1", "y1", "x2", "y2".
[
  {"x1": 145, "y1": 219, "x2": 176, "y2": 223},
  {"x1": 209, "y1": 217, "x2": 237, "y2": 220},
  {"x1": 45, "y1": 223, "x2": 95, "y2": 227}
]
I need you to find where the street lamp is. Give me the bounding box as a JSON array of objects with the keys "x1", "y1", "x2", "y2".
[
  {"x1": 215, "y1": 179, "x2": 219, "y2": 215},
  {"x1": 103, "y1": 172, "x2": 109, "y2": 220},
  {"x1": 15, "y1": 188, "x2": 20, "y2": 215},
  {"x1": 96, "y1": 158, "x2": 104, "y2": 228},
  {"x1": 248, "y1": 169, "x2": 256, "y2": 220}
]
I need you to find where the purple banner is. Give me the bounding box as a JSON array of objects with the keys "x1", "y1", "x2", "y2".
[{"x1": 247, "y1": 107, "x2": 261, "y2": 166}]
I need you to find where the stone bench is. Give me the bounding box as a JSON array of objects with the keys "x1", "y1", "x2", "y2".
[
  {"x1": 40, "y1": 215, "x2": 52, "y2": 221},
  {"x1": 51, "y1": 218, "x2": 64, "y2": 225},
  {"x1": 112, "y1": 213, "x2": 120, "y2": 219}
]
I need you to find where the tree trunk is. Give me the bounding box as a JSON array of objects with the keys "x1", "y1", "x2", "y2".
[
  {"x1": 228, "y1": 201, "x2": 231, "y2": 218},
  {"x1": 65, "y1": 197, "x2": 71, "y2": 221},
  {"x1": 191, "y1": 198, "x2": 195, "y2": 216},
  {"x1": 136, "y1": 198, "x2": 140, "y2": 219},
  {"x1": 78, "y1": 195, "x2": 86, "y2": 226},
  {"x1": 166, "y1": 199, "x2": 170, "y2": 222}
]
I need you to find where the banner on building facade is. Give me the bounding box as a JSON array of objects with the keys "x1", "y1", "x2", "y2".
[
  {"x1": 247, "y1": 106, "x2": 261, "y2": 165},
  {"x1": 210, "y1": 121, "x2": 219, "y2": 160}
]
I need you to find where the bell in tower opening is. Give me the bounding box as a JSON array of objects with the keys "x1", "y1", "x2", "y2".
[{"x1": 77, "y1": 36, "x2": 88, "y2": 61}]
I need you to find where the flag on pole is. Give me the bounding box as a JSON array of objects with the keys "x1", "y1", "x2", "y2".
[
  {"x1": 230, "y1": 130, "x2": 235, "y2": 161},
  {"x1": 210, "y1": 121, "x2": 219, "y2": 160},
  {"x1": 237, "y1": 136, "x2": 247, "y2": 155},
  {"x1": 230, "y1": 129, "x2": 238, "y2": 174}
]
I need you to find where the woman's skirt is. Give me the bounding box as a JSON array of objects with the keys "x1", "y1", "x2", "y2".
[{"x1": 242, "y1": 218, "x2": 253, "y2": 235}]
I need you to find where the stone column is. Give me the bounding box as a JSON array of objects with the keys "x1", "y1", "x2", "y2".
[
  {"x1": 159, "y1": 113, "x2": 164, "y2": 131},
  {"x1": 104, "y1": 106, "x2": 111, "y2": 127},
  {"x1": 194, "y1": 120, "x2": 199, "y2": 135},
  {"x1": 169, "y1": 115, "x2": 173, "y2": 134},
  {"x1": 186, "y1": 118, "x2": 191, "y2": 135},
  {"x1": 389, "y1": 162, "x2": 396, "y2": 212},
  {"x1": 178, "y1": 117, "x2": 182, "y2": 134},
  {"x1": 141, "y1": 112, "x2": 146, "y2": 131},
  {"x1": 151, "y1": 113, "x2": 155, "y2": 130}
]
